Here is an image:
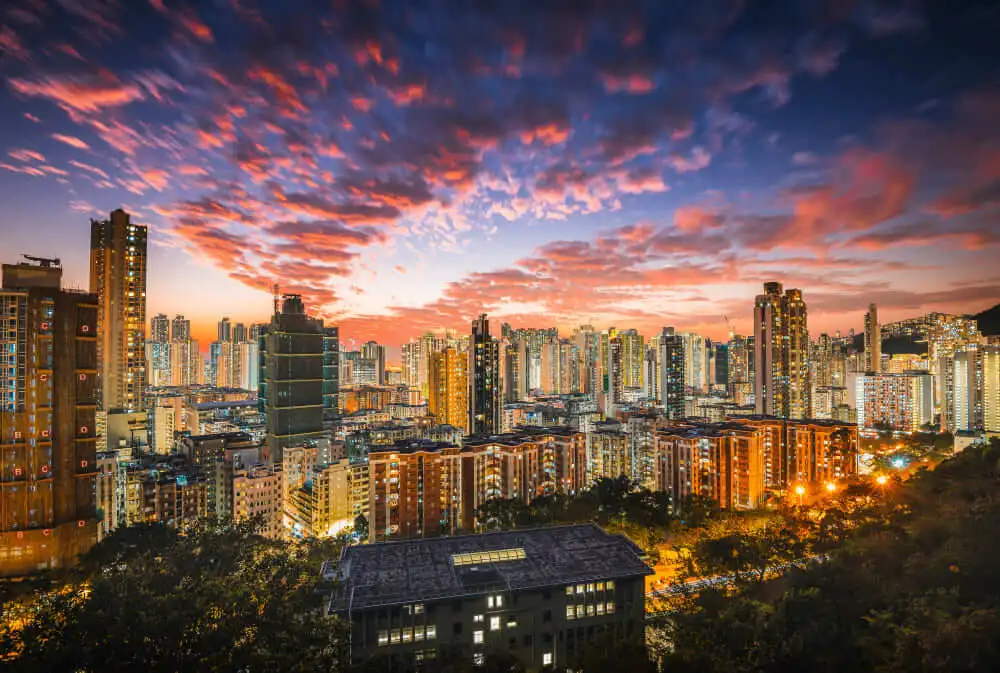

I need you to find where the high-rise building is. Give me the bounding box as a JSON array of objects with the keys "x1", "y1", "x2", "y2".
[
  {"x1": 429, "y1": 346, "x2": 469, "y2": 433},
  {"x1": 727, "y1": 334, "x2": 751, "y2": 404},
  {"x1": 504, "y1": 338, "x2": 528, "y2": 402},
  {"x1": 619, "y1": 329, "x2": 644, "y2": 390},
  {"x1": 361, "y1": 340, "x2": 386, "y2": 385},
  {"x1": 146, "y1": 313, "x2": 171, "y2": 388},
  {"x1": 217, "y1": 317, "x2": 232, "y2": 343},
  {"x1": 940, "y1": 348, "x2": 982, "y2": 433},
  {"x1": 259, "y1": 295, "x2": 326, "y2": 462},
  {"x1": 984, "y1": 346, "x2": 1000, "y2": 433},
  {"x1": 852, "y1": 372, "x2": 933, "y2": 432},
  {"x1": 864, "y1": 303, "x2": 881, "y2": 373},
  {"x1": 323, "y1": 326, "x2": 340, "y2": 428},
  {"x1": 170, "y1": 314, "x2": 190, "y2": 342},
  {"x1": 658, "y1": 327, "x2": 685, "y2": 420},
  {"x1": 1, "y1": 258, "x2": 99, "y2": 577},
  {"x1": 90, "y1": 209, "x2": 147, "y2": 411},
  {"x1": 754, "y1": 282, "x2": 810, "y2": 418},
  {"x1": 470, "y1": 314, "x2": 502, "y2": 435}
]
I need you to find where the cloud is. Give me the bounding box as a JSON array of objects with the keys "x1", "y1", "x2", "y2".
[
  {"x1": 9, "y1": 72, "x2": 144, "y2": 113},
  {"x1": 51, "y1": 133, "x2": 90, "y2": 149}
]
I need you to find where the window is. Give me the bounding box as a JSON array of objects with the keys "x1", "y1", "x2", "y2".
[
  {"x1": 566, "y1": 605, "x2": 576, "y2": 620},
  {"x1": 473, "y1": 652, "x2": 484, "y2": 666},
  {"x1": 606, "y1": 581, "x2": 615, "y2": 590},
  {"x1": 414, "y1": 604, "x2": 425, "y2": 614},
  {"x1": 426, "y1": 625, "x2": 436, "y2": 640},
  {"x1": 576, "y1": 605, "x2": 584, "y2": 618},
  {"x1": 586, "y1": 583, "x2": 594, "y2": 593},
  {"x1": 596, "y1": 603, "x2": 605, "y2": 615},
  {"x1": 543, "y1": 609, "x2": 551, "y2": 623},
  {"x1": 452, "y1": 548, "x2": 527, "y2": 566},
  {"x1": 474, "y1": 614, "x2": 484, "y2": 623},
  {"x1": 543, "y1": 652, "x2": 553, "y2": 666},
  {"x1": 490, "y1": 616, "x2": 500, "y2": 632},
  {"x1": 587, "y1": 605, "x2": 595, "y2": 617},
  {"x1": 473, "y1": 630, "x2": 484, "y2": 644},
  {"x1": 496, "y1": 595, "x2": 503, "y2": 608},
  {"x1": 507, "y1": 616, "x2": 518, "y2": 628},
  {"x1": 390, "y1": 629, "x2": 401, "y2": 644},
  {"x1": 596, "y1": 581, "x2": 604, "y2": 591},
  {"x1": 415, "y1": 627, "x2": 425, "y2": 641},
  {"x1": 606, "y1": 601, "x2": 615, "y2": 614},
  {"x1": 565, "y1": 586, "x2": 573, "y2": 596},
  {"x1": 487, "y1": 596, "x2": 494, "y2": 609},
  {"x1": 576, "y1": 584, "x2": 584, "y2": 594},
  {"x1": 377, "y1": 630, "x2": 388, "y2": 646},
  {"x1": 402, "y1": 628, "x2": 413, "y2": 642}
]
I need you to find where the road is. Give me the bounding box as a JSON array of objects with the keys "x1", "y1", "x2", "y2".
[{"x1": 646, "y1": 554, "x2": 827, "y2": 599}]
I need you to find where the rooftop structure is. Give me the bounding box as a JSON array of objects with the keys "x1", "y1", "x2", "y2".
[{"x1": 327, "y1": 522, "x2": 651, "y2": 613}]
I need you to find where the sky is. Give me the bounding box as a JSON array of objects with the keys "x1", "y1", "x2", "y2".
[{"x1": 1, "y1": 0, "x2": 999, "y2": 355}]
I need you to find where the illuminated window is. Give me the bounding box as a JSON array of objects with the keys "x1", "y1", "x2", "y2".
[
  {"x1": 414, "y1": 603, "x2": 425, "y2": 614},
  {"x1": 490, "y1": 616, "x2": 500, "y2": 631},
  {"x1": 377, "y1": 631, "x2": 388, "y2": 646},
  {"x1": 587, "y1": 583, "x2": 594, "y2": 593},
  {"x1": 566, "y1": 605, "x2": 575, "y2": 620},
  {"x1": 495, "y1": 595, "x2": 503, "y2": 608},
  {"x1": 606, "y1": 580, "x2": 615, "y2": 590},
  {"x1": 565, "y1": 586, "x2": 573, "y2": 596},
  {"x1": 473, "y1": 630, "x2": 484, "y2": 644},
  {"x1": 596, "y1": 581, "x2": 604, "y2": 591},
  {"x1": 402, "y1": 628, "x2": 413, "y2": 643},
  {"x1": 415, "y1": 627, "x2": 424, "y2": 641},
  {"x1": 576, "y1": 584, "x2": 584, "y2": 594},
  {"x1": 543, "y1": 653, "x2": 553, "y2": 666},
  {"x1": 575, "y1": 605, "x2": 584, "y2": 618},
  {"x1": 390, "y1": 630, "x2": 400, "y2": 644},
  {"x1": 606, "y1": 601, "x2": 615, "y2": 614},
  {"x1": 506, "y1": 616, "x2": 517, "y2": 628},
  {"x1": 426, "y1": 625, "x2": 436, "y2": 640},
  {"x1": 474, "y1": 653, "x2": 484, "y2": 666},
  {"x1": 474, "y1": 614, "x2": 484, "y2": 623},
  {"x1": 596, "y1": 603, "x2": 605, "y2": 615},
  {"x1": 587, "y1": 605, "x2": 595, "y2": 616}
]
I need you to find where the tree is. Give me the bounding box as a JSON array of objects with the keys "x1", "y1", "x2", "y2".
[
  {"x1": 353, "y1": 513, "x2": 369, "y2": 541},
  {"x1": 1, "y1": 520, "x2": 348, "y2": 671}
]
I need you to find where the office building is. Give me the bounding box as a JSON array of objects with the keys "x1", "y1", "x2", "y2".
[
  {"x1": 259, "y1": 295, "x2": 326, "y2": 462},
  {"x1": 323, "y1": 326, "x2": 340, "y2": 428},
  {"x1": 90, "y1": 209, "x2": 148, "y2": 411},
  {"x1": 146, "y1": 313, "x2": 171, "y2": 388},
  {"x1": 470, "y1": 315, "x2": 502, "y2": 435},
  {"x1": 0, "y1": 258, "x2": 100, "y2": 577},
  {"x1": 864, "y1": 303, "x2": 881, "y2": 373},
  {"x1": 328, "y1": 523, "x2": 651, "y2": 672},
  {"x1": 658, "y1": 327, "x2": 685, "y2": 419}
]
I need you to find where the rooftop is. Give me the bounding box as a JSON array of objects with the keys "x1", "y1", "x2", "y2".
[
  {"x1": 326, "y1": 523, "x2": 652, "y2": 614},
  {"x1": 463, "y1": 425, "x2": 583, "y2": 447}
]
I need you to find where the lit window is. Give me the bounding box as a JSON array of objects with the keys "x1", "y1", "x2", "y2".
[
  {"x1": 587, "y1": 583, "x2": 594, "y2": 593},
  {"x1": 596, "y1": 581, "x2": 604, "y2": 591},
  {"x1": 426, "y1": 625, "x2": 436, "y2": 640},
  {"x1": 576, "y1": 584, "x2": 584, "y2": 594},
  {"x1": 414, "y1": 603, "x2": 425, "y2": 614},
  {"x1": 576, "y1": 605, "x2": 584, "y2": 618},
  {"x1": 606, "y1": 581, "x2": 614, "y2": 590},
  {"x1": 474, "y1": 614, "x2": 484, "y2": 623},
  {"x1": 543, "y1": 652, "x2": 553, "y2": 666},
  {"x1": 390, "y1": 629, "x2": 400, "y2": 644},
  {"x1": 473, "y1": 630, "x2": 484, "y2": 644},
  {"x1": 606, "y1": 601, "x2": 615, "y2": 614},
  {"x1": 487, "y1": 596, "x2": 494, "y2": 608},
  {"x1": 402, "y1": 628, "x2": 413, "y2": 643},
  {"x1": 377, "y1": 630, "x2": 388, "y2": 646},
  {"x1": 495, "y1": 595, "x2": 503, "y2": 608},
  {"x1": 506, "y1": 616, "x2": 518, "y2": 628},
  {"x1": 415, "y1": 627, "x2": 425, "y2": 641},
  {"x1": 565, "y1": 586, "x2": 573, "y2": 596},
  {"x1": 474, "y1": 652, "x2": 484, "y2": 666},
  {"x1": 587, "y1": 605, "x2": 595, "y2": 616},
  {"x1": 490, "y1": 616, "x2": 500, "y2": 632},
  {"x1": 566, "y1": 605, "x2": 575, "y2": 620},
  {"x1": 596, "y1": 603, "x2": 605, "y2": 615}
]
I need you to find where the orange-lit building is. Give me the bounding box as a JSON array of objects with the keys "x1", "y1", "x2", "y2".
[
  {"x1": 428, "y1": 346, "x2": 469, "y2": 433},
  {"x1": 460, "y1": 427, "x2": 587, "y2": 528},
  {"x1": 368, "y1": 440, "x2": 463, "y2": 542},
  {"x1": 1, "y1": 259, "x2": 99, "y2": 578}
]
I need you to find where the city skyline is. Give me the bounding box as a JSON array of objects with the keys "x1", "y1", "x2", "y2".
[{"x1": 2, "y1": 2, "x2": 1000, "y2": 350}]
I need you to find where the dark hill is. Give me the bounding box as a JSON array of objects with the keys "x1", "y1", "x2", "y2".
[{"x1": 974, "y1": 303, "x2": 1000, "y2": 336}]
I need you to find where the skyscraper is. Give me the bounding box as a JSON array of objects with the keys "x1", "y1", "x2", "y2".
[
  {"x1": 658, "y1": 327, "x2": 685, "y2": 420},
  {"x1": 361, "y1": 340, "x2": 386, "y2": 384},
  {"x1": 90, "y1": 209, "x2": 147, "y2": 411},
  {"x1": 146, "y1": 313, "x2": 171, "y2": 388},
  {"x1": 864, "y1": 303, "x2": 881, "y2": 373},
  {"x1": 470, "y1": 314, "x2": 502, "y2": 435},
  {"x1": 754, "y1": 282, "x2": 810, "y2": 418},
  {"x1": 259, "y1": 295, "x2": 326, "y2": 462},
  {"x1": 170, "y1": 314, "x2": 190, "y2": 342},
  {"x1": 218, "y1": 317, "x2": 232, "y2": 344},
  {"x1": 429, "y1": 346, "x2": 469, "y2": 432},
  {"x1": 1, "y1": 258, "x2": 99, "y2": 577},
  {"x1": 323, "y1": 326, "x2": 340, "y2": 428}
]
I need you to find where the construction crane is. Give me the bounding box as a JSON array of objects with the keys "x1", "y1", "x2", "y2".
[{"x1": 22, "y1": 254, "x2": 61, "y2": 267}]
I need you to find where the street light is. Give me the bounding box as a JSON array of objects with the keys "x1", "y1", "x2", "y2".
[
  {"x1": 825, "y1": 482, "x2": 836, "y2": 493},
  {"x1": 875, "y1": 474, "x2": 888, "y2": 486},
  {"x1": 794, "y1": 484, "x2": 805, "y2": 506}
]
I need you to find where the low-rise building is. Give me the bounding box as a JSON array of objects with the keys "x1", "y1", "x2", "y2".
[{"x1": 327, "y1": 523, "x2": 652, "y2": 672}]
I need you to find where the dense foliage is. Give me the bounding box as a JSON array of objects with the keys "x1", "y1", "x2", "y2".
[
  {"x1": 659, "y1": 439, "x2": 1000, "y2": 673},
  {"x1": 0, "y1": 521, "x2": 347, "y2": 672}
]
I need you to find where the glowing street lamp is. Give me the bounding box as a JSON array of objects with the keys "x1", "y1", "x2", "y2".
[
  {"x1": 794, "y1": 484, "x2": 805, "y2": 506},
  {"x1": 875, "y1": 474, "x2": 888, "y2": 486},
  {"x1": 825, "y1": 482, "x2": 837, "y2": 494}
]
